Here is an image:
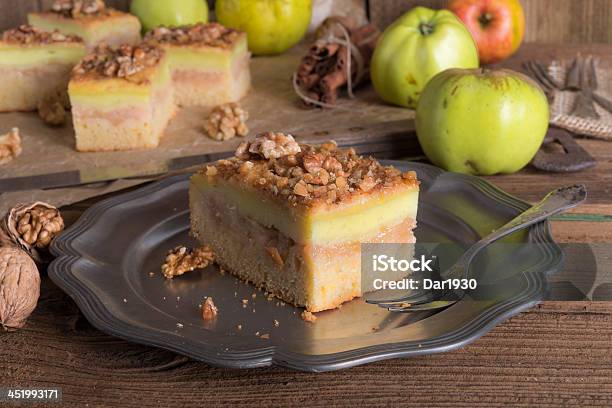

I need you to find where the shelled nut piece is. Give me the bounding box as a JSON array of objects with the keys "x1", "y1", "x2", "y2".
[
  {"x1": 0, "y1": 246, "x2": 41, "y2": 331},
  {"x1": 3, "y1": 202, "x2": 65, "y2": 264},
  {"x1": 38, "y1": 96, "x2": 67, "y2": 126},
  {"x1": 201, "y1": 297, "x2": 218, "y2": 321},
  {"x1": 51, "y1": 0, "x2": 107, "y2": 18},
  {"x1": 161, "y1": 245, "x2": 215, "y2": 279},
  {"x1": 0, "y1": 128, "x2": 22, "y2": 165},
  {"x1": 204, "y1": 103, "x2": 249, "y2": 141}
]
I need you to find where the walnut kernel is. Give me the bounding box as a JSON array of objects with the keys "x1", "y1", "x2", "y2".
[
  {"x1": 51, "y1": 0, "x2": 106, "y2": 18},
  {"x1": 38, "y1": 97, "x2": 67, "y2": 126},
  {"x1": 161, "y1": 245, "x2": 214, "y2": 279},
  {"x1": 202, "y1": 297, "x2": 218, "y2": 321},
  {"x1": 0, "y1": 128, "x2": 22, "y2": 165},
  {"x1": 301, "y1": 310, "x2": 317, "y2": 323},
  {"x1": 246, "y1": 132, "x2": 301, "y2": 160},
  {"x1": 204, "y1": 103, "x2": 249, "y2": 141}
]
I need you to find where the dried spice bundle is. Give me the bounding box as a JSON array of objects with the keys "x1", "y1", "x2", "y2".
[{"x1": 294, "y1": 17, "x2": 380, "y2": 108}]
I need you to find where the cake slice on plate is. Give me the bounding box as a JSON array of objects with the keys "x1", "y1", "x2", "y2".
[
  {"x1": 144, "y1": 23, "x2": 251, "y2": 107},
  {"x1": 69, "y1": 43, "x2": 175, "y2": 152},
  {"x1": 189, "y1": 133, "x2": 420, "y2": 312},
  {"x1": 0, "y1": 25, "x2": 86, "y2": 112},
  {"x1": 28, "y1": 0, "x2": 141, "y2": 50}
]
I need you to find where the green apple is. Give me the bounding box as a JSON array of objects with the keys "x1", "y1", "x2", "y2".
[
  {"x1": 415, "y1": 68, "x2": 549, "y2": 175},
  {"x1": 216, "y1": 0, "x2": 312, "y2": 56},
  {"x1": 371, "y1": 6, "x2": 479, "y2": 108},
  {"x1": 130, "y1": 0, "x2": 209, "y2": 32}
]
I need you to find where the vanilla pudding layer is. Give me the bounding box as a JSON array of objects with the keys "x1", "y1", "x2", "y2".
[
  {"x1": 189, "y1": 178, "x2": 418, "y2": 312},
  {"x1": 0, "y1": 45, "x2": 86, "y2": 112},
  {"x1": 164, "y1": 40, "x2": 251, "y2": 106},
  {"x1": 70, "y1": 66, "x2": 174, "y2": 152},
  {"x1": 191, "y1": 173, "x2": 419, "y2": 245}
]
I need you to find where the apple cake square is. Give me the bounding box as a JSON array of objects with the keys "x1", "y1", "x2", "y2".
[{"x1": 189, "y1": 133, "x2": 420, "y2": 312}]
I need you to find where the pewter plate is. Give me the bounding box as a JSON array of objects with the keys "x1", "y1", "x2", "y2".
[{"x1": 49, "y1": 162, "x2": 563, "y2": 372}]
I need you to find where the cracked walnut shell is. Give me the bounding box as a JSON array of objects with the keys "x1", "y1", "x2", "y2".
[
  {"x1": 0, "y1": 128, "x2": 22, "y2": 165},
  {"x1": 4, "y1": 202, "x2": 65, "y2": 263},
  {"x1": 204, "y1": 103, "x2": 249, "y2": 141},
  {"x1": 0, "y1": 246, "x2": 41, "y2": 331}
]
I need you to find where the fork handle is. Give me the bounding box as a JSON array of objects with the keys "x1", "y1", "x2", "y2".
[
  {"x1": 593, "y1": 92, "x2": 612, "y2": 114},
  {"x1": 460, "y1": 185, "x2": 587, "y2": 265}
]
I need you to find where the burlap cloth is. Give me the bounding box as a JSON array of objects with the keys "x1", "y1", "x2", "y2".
[{"x1": 548, "y1": 60, "x2": 612, "y2": 140}]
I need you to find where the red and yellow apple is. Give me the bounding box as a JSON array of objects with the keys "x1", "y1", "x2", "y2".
[
  {"x1": 415, "y1": 68, "x2": 549, "y2": 175},
  {"x1": 371, "y1": 6, "x2": 479, "y2": 109},
  {"x1": 448, "y1": 0, "x2": 525, "y2": 64}
]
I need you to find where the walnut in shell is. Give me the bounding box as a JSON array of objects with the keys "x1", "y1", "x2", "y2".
[
  {"x1": 4, "y1": 202, "x2": 65, "y2": 263},
  {"x1": 0, "y1": 128, "x2": 22, "y2": 165},
  {"x1": 0, "y1": 246, "x2": 40, "y2": 331}
]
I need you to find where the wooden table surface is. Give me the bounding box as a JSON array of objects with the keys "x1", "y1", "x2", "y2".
[{"x1": 1, "y1": 43, "x2": 612, "y2": 407}]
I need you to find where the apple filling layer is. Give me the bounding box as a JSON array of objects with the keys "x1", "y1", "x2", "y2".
[{"x1": 189, "y1": 133, "x2": 420, "y2": 312}]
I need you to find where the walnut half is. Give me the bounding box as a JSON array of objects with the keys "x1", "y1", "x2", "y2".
[
  {"x1": 38, "y1": 97, "x2": 67, "y2": 126},
  {"x1": 161, "y1": 245, "x2": 214, "y2": 279},
  {"x1": 0, "y1": 128, "x2": 22, "y2": 165},
  {"x1": 204, "y1": 103, "x2": 249, "y2": 141}
]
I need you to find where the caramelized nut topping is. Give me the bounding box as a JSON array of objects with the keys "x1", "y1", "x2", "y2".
[
  {"x1": 51, "y1": 0, "x2": 107, "y2": 18},
  {"x1": 204, "y1": 103, "x2": 249, "y2": 141},
  {"x1": 198, "y1": 133, "x2": 419, "y2": 208},
  {"x1": 247, "y1": 132, "x2": 301, "y2": 160},
  {"x1": 0, "y1": 128, "x2": 22, "y2": 165},
  {"x1": 161, "y1": 245, "x2": 214, "y2": 279},
  {"x1": 1, "y1": 25, "x2": 82, "y2": 45},
  {"x1": 73, "y1": 43, "x2": 163, "y2": 79},
  {"x1": 145, "y1": 23, "x2": 243, "y2": 48}
]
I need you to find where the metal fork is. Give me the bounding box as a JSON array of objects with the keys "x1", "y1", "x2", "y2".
[
  {"x1": 523, "y1": 58, "x2": 612, "y2": 116},
  {"x1": 368, "y1": 184, "x2": 587, "y2": 313},
  {"x1": 571, "y1": 57, "x2": 600, "y2": 119}
]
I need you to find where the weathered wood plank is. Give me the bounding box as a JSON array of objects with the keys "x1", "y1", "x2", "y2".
[
  {"x1": 368, "y1": 0, "x2": 612, "y2": 44},
  {"x1": 0, "y1": 274, "x2": 610, "y2": 407}
]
